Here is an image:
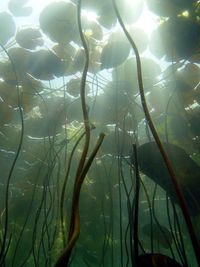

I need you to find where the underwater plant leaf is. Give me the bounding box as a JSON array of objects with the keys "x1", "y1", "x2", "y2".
[
  {"x1": 26, "y1": 50, "x2": 66, "y2": 80},
  {"x1": 146, "y1": 0, "x2": 195, "y2": 17},
  {"x1": 100, "y1": 40, "x2": 130, "y2": 69},
  {"x1": 88, "y1": 46, "x2": 101, "y2": 73},
  {"x1": 153, "y1": 16, "x2": 200, "y2": 61},
  {"x1": 112, "y1": 56, "x2": 161, "y2": 92},
  {"x1": 25, "y1": 117, "x2": 62, "y2": 137},
  {"x1": 137, "y1": 142, "x2": 200, "y2": 215},
  {"x1": 90, "y1": 80, "x2": 133, "y2": 125},
  {"x1": 38, "y1": 95, "x2": 71, "y2": 123},
  {"x1": 82, "y1": 15, "x2": 103, "y2": 41},
  {"x1": 52, "y1": 43, "x2": 76, "y2": 61},
  {"x1": 140, "y1": 57, "x2": 161, "y2": 88},
  {"x1": 98, "y1": 0, "x2": 143, "y2": 28},
  {"x1": 66, "y1": 97, "x2": 89, "y2": 123},
  {"x1": 16, "y1": 27, "x2": 43, "y2": 50},
  {"x1": 175, "y1": 63, "x2": 200, "y2": 89},
  {"x1": 149, "y1": 28, "x2": 165, "y2": 59},
  {"x1": 129, "y1": 26, "x2": 148, "y2": 53},
  {"x1": 1, "y1": 1, "x2": 200, "y2": 266},
  {"x1": 112, "y1": 57, "x2": 139, "y2": 95},
  {"x1": 73, "y1": 48, "x2": 85, "y2": 73},
  {"x1": 0, "y1": 55, "x2": 28, "y2": 85},
  {"x1": 168, "y1": 114, "x2": 191, "y2": 141},
  {"x1": 66, "y1": 78, "x2": 90, "y2": 97},
  {"x1": 39, "y1": 1, "x2": 79, "y2": 44},
  {"x1": 0, "y1": 12, "x2": 16, "y2": 45},
  {"x1": 116, "y1": 0, "x2": 144, "y2": 25},
  {"x1": 97, "y1": 2, "x2": 117, "y2": 29},
  {"x1": 8, "y1": 0, "x2": 32, "y2": 17},
  {"x1": 146, "y1": 84, "x2": 171, "y2": 116},
  {"x1": 8, "y1": 47, "x2": 32, "y2": 71}
]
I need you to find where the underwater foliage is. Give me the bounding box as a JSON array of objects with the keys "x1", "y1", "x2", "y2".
[
  {"x1": 0, "y1": 0, "x2": 200, "y2": 266},
  {"x1": 137, "y1": 142, "x2": 200, "y2": 215}
]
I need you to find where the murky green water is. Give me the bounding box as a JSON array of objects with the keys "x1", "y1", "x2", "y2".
[{"x1": 0, "y1": 0, "x2": 200, "y2": 266}]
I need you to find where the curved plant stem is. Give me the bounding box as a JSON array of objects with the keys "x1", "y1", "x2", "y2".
[
  {"x1": 54, "y1": 1, "x2": 105, "y2": 265},
  {"x1": 112, "y1": 0, "x2": 200, "y2": 265},
  {"x1": 74, "y1": 0, "x2": 90, "y2": 178},
  {"x1": 0, "y1": 44, "x2": 24, "y2": 265},
  {"x1": 60, "y1": 131, "x2": 86, "y2": 246},
  {"x1": 54, "y1": 132, "x2": 105, "y2": 266},
  {"x1": 132, "y1": 144, "x2": 140, "y2": 266}
]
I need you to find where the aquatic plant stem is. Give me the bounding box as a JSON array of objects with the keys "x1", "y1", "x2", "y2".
[
  {"x1": 64, "y1": 0, "x2": 91, "y2": 257},
  {"x1": 0, "y1": 45, "x2": 24, "y2": 265},
  {"x1": 112, "y1": 0, "x2": 200, "y2": 265},
  {"x1": 54, "y1": 1, "x2": 105, "y2": 265},
  {"x1": 60, "y1": 131, "x2": 86, "y2": 245},
  {"x1": 74, "y1": 0, "x2": 90, "y2": 178},
  {"x1": 132, "y1": 144, "x2": 140, "y2": 266},
  {"x1": 54, "y1": 132, "x2": 105, "y2": 266}
]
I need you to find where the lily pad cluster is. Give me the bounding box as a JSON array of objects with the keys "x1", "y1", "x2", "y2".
[
  {"x1": 0, "y1": 0, "x2": 200, "y2": 267},
  {"x1": 148, "y1": 0, "x2": 200, "y2": 61}
]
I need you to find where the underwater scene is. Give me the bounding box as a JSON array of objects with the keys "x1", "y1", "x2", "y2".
[{"x1": 0, "y1": 0, "x2": 200, "y2": 266}]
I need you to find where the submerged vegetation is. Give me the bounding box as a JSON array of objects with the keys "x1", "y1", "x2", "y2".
[{"x1": 0, "y1": 0, "x2": 200, "y2": 266}]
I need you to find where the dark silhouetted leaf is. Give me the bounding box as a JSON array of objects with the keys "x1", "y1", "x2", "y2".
[
  {"x1": 153, "y1": 17, "x2": 200, "y2": 61},
  {"x1": 0, "y1": 12, "x2": 16, "y2": 45},
  {"x1": 16, "y1": 27, "x2": 43, "y2": 50},
  {"x1": 26, "y1": 50, "x2": 66, "y2": 80},
  {"x1": 101, "y1": 40, "x2": 130, "y2": 69},
  {"x1": 39, "y1": 1, "x2": 79, "y2": 44},
  {"x1": 146, "y1": 0, "x2": 194, "y2": 17},
  {"x1": 137, "y1": 142, "x2": 200, "y2": 215}
]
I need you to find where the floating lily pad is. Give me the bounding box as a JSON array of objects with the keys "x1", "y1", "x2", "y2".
[
  {"x1": 26, "y1": 50, "x2": 66, "y2": 80},
  {"x1": 52, "y1": 43, "x2": 76, "y2": 61},
  {"x1": 117, "y1": 0, "x2": 144, "y2": 25},
  {"x1": 16, "y1": 27, "x2": 43, "y2": 50},
  {"x1": 82, "y1": 15, "x2": 103, "y2": 41},
  {"x1": 8, "y1": 0, "x2": 32, "y2": 17},
  {"x1": 100, "y1": 40, "x2": 130, "y2": 69},
  {"x1": 129, "y1": 26, "x2": 148, "y2": 54},
  {"x1": 39, "y1": 1, "x2": 79, "y2": 44},
  {"x1": 66, "y1": 78, "x2": 90, "y2": 97},
  {"x1": 8, "y1": 47, "x2": 32, "y2": 73},
  {"x1": 98, "y1": 2, "x2": 117, "y2": 29},
  {"x1": 0, "y1": 12, "x2": 16, "y2": 45},
  {"x1": 152, "y1": 17, "x2": 200, "y2": 61},
  {"x1": 146, "y1": 0, "x2": 194, "y2": 17},
  {"x1": 137, "y1": 142, "x2": 200, "y2": 215},
  {"x1": 112, "y1": 56, "x2": 161, "y2": 92}
]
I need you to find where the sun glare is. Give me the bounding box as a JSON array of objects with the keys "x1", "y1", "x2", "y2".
[
  {"x1": 83, "y1": 10, "x2": 98, "y2": 21},
  {"x1": 135, "y1": 4, "x2": 158, "y2": 36}
]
